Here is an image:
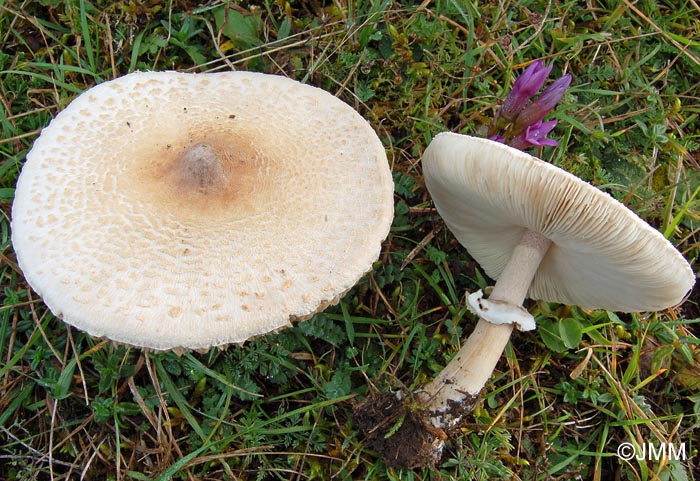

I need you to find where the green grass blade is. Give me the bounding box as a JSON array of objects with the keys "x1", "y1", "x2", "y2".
[{"x1": 155, "y1": 357, "x2": 206, "y2": 441}]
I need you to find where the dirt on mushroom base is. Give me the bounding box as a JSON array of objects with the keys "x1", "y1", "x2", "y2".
[{"x1": 352, "y1": 390, "x2": 480, "y2": 468}]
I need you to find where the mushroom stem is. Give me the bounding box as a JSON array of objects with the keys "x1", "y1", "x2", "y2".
[{"x1": 420, "y1": 229, "x2": 551, "y2": 428}]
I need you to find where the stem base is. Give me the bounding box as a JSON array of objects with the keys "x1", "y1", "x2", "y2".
[{"x1": 353, "y1": 391, "x2": 444, "y2": 468}]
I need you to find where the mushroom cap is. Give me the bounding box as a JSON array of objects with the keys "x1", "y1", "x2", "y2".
[
  {"x1": 12, "y1": 71, "x2": 394, "y2": 351},
  {"x1": 422, "y1": 132, "x2": 695, "y2": 312}
]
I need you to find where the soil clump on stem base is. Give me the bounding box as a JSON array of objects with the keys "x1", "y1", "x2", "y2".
[{"x1": 352, "y1": 391, "x2": 443, "y2": 468}]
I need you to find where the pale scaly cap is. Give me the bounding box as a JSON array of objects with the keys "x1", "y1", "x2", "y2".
[
  {"x1": 422, "y1": 132, "x2": 694, "y2": 311},
  {"x1": 12, "y1": 71, "x2": 394, "y2": 351}
]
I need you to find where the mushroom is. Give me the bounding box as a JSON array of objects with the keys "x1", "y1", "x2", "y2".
[
  {"x1": 11, "y1": 71, "x2": 394, "y2": 351},
  {"x1": 418, "y1": 133, "x2": 695, "y2": 438}
]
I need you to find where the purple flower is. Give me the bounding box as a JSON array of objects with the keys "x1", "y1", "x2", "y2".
[
  {"x1": 509, "y1": 120, "x2": 559, "y2": 150},
  {"x1": 487, "y1": 61, "x2": 571, "y2": 151},
  {"x1": 499, "y1": 61, "x2": 553, "y2": 121},
  {"x1": 514, "y1": 74, "x2": 572, "y2": 131}
]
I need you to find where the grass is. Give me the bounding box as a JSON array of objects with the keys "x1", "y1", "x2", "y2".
[{"x1": 1, "y1": 0, "x2": 699, "y2": 479}]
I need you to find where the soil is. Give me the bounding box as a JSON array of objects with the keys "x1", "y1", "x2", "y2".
[{"x1": 352, "y1": 391, "x2": 444, "y2": 469}]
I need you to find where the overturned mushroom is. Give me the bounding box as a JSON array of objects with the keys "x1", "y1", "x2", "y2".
[
  {"x1": 11, "y1": 71, "x2": 394, "y2": 351},
  {"x1": 357, "y1": 132, "x2": 694, "y2": 467}
]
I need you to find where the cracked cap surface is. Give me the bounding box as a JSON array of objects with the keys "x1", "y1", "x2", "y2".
[{"x1": 12, "y1": 71, "x2": 394, "y2": 350}]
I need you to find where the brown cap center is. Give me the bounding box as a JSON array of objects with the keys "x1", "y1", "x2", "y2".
[{"x1": 176, "y1": 143, "x2": 226, "y2": 193}]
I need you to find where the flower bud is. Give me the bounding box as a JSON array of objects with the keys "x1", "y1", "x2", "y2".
[
  {"x1": 514, "y1": 74, "x2": 572, "y2": 130},
  {"x1": 499, "y1": 61, "x2": 553, "y2": 121}
]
